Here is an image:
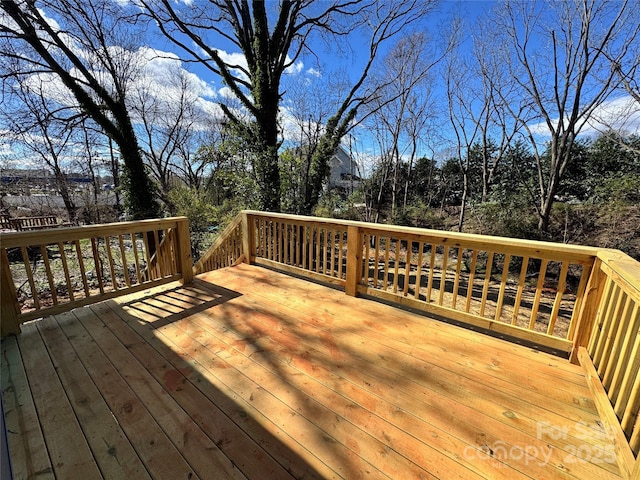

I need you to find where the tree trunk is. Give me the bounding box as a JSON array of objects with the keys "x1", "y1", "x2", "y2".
[
  {"x1": 113, "y1": 107, "x2": 159, "y2": 220},
  {"x1": 52, "y1": 166, "x2": 75, "y2": 222},
  {"x1": 457, "y1": 171, "x2": 469, "y2": 232}
]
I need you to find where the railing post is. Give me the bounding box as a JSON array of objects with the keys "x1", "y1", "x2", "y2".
[
  {"x1": 176, "y1": 218, "x2": 193, "y2": 284},
  {"x1": 570, "y1": 258, "x2": 604, "y2": 364},
  {"x1": 1, "y1": 249, "x2": 21, "y2": 336},
  {"x1": 241, "y1": 212, "x2": 253, "y2": 265},
  {"x1": 345, "y1": 225, "x2": 362, "y2": 297}
]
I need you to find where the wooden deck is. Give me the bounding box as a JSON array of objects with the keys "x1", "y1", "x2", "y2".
[{"x1": 1, "y1": 263, "x2": 623, "y2": 479}]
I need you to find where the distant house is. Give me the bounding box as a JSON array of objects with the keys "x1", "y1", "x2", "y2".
[{"x1": 328, "y1": 145, "x2": 360, "y2": 192}]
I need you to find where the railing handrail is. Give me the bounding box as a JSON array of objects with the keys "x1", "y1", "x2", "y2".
[
  {"x1": 597, "y1": 249, "x2": 640, "y2": 303},
  {"x1": 0, "y1": 217, "x2": 185, "y2": 249},
  {"x1": 242, "y1": 210, "x2": 600, "y2": 260}
]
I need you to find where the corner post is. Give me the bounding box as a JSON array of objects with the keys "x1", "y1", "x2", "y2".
[
  {"x1": 1, "y1": 249, "x2": 21, "y2": 336},
  {"x1": 176, "y1": 218, "x2": 193, "y2": 284},
  {"x1": 570, "y1": 258, "x2": 604, "y2": 364},
  {"x1": 241, "y1": 212, "x2": 253, "y2": 265},
  {"x1": 345, "y1": 225, "x2": 362, "y2": 297}
]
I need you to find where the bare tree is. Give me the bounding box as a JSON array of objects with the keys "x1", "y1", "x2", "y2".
[
  {"x1": 0, "y1": 0, "x2": 160, "y2": 219},
  {"x1": 0, "y1": 76, "x2": 77, "y2": 220},
  {"x1": 367, "y1": 32, "x2": 434, "y2": 220},
  {"x1": 282, "y1": 73, "x2": 336, "y2": 213},
  {"x1": 493, "y1": 0, "x2": 639, "y2": 232},
  {"x1": 444, "y1": 15, "x2": 532, "y2": 232},
  {"x1": 142, "y1": 0, "x2": 437, "y2": 212},
  {"x1": 303, "y1": 2, "x2": 440, "y2": 214},
  {"x1": 132, "y1": 64, "x2": 210, "y2": 211},
  {"x1": 472, "y1": 29, "x2": 530, "y2": 203},
  {"x1": 445, "y1": 43, "x2": 482, "y2": 232}
]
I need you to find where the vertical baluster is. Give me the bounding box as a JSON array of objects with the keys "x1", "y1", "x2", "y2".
[
  {"x1": 21, "y1": 246, "x2": 40, "y2": 309},
  {"x1": 547, "y1": 261, "x2": 569, "y2": 336},
  {"x1": 528, "y1": 259, "x2": 549, "y2": 330},
  {"x1": 40, "y1": 244, "x2": 58, "y2": 304},
  {"x1": 302, "y1": 224, "x2": 308, "y2": 270},
  {"x1": 567, "y1": 264, "x2": 591, "y2": 340},
  {"x1": 373, "y1": 235, "x2": 380, "y2": 288},
  {"x1": 337, "y1": 229, "x2": 344, "y2": 279},
  {"x1": 451, "y1": 247, "x2": 463, "y2": 308},
  {"x1": 392, "y1": 238, "x2": 400, "y2": 294},
  {"x1": 480, "y1": 252, "x2": 495, "y2": 317},
  {"x1": 104, "y1": 235, "x2": 118, "y2": 289},
  {"x1": 315, "y1": 227, "x2": 321, "y2": 274},
  {"x1": 57, "y1": 242, "x2": 74, "y2": 302},
  {"x1": 426, "y1": 244, "x2": 437, "y2": 303},
  {"x1": 465, "y1": 250, "x2": 478, "y2": 313},
  {"x1": 91, "y1": 238, "x2": 105, "y2": 293},
  {"x1": 611, "y1": 303, "x2": 640, "y2": 411},
  {"x1": 330, "y1": 229, "x2": 336, "y2": 277},
  {"x1": 363, "y1": 233, "x2": 370, "y2": 283},
  {"x1": 511, "y1": 256, "x2": 529, "y2": 325},
  {"x1": 74, "y1": 240, "x2": 90, "y2": 297},
  {"x1": 402, "y1": 241, "x2": 411, "y2": 297},
  {"x1": 438, "y1": 246, "x2": 449, "y2": 306},
  {"x1": 414, "y1": 242, "x2": 424, "y2": 300},
  {"x1": 118, "y1": 234, "x2": 131, "y2": 287},
  {"x1": 382, "y1": 237, "x2": 390, "y2": 290},
  {"x1": 603, "y1": 296, "x2": 633, "y2": 389},
  {"x1": 130, "y1": 233, "x2": 142, "y2": 285},
  {"x1": 495, "y1": 254, "x2": 512, "y2": 322}
]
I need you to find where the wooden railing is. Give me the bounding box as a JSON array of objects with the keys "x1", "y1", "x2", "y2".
[
  {"x1": 193, "y1": 214, "x2": 244, "y2": 275},
  {"x1": 0, "y1": 217, "x2": 192, "y2": 336},
  {"x1": 0, "y1": 215, "x2": 71, "y2": 231},
  {"x1": 571, "y1": 250, "x2": 640, "y2": 479},
  {"x1": 196, "y1": 210, "x2": 640, "y2": 479}
]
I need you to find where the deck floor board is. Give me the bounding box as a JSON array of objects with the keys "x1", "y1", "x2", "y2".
[{"x1": 2, "y1": 264, "x2": 623, "y2": 479}]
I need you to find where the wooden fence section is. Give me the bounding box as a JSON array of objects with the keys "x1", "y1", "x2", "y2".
[
  {"x1": 354, "y1": 225, "x2": 598, "y2": 352},
  {"x1": 571, "y1": 250, "x2": 640, "y2": 479},
  {"x1": 1, "y1": 215, "x2": 70, "y2": 231},
  {"x1": 0, "y1": 217, "x2": 192, "y2": 336},
  {"x1": 250, "y1": 214, "x2": 348, "y2": 288},
  {"x1": 193, "y1": 214, "x2": 243, "y2": 274}
]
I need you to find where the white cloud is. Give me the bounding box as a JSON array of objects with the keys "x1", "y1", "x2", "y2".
[
  {"x1": 306, "y1": 67, "x2": 321, "y2": 78},
  {"x1": 584, "y1": 95, "x2": 640, "y2": 137},
  {"x1": 218, "y1": 86, "x2": 236, "y2": 100},
  {"x1": 135, "y1": 47, "x2": 217, "y2": 100},
  {"x1": 285, "y1": 60, "x2": 304, "y2": 75},
  {"x1": 528, "y1": 94, "x2": 640, "y2": 138},
  {"x1": 196, "y1": 98, "x2": 224, "y2": 120},
  {"x1": 17, "y1": 43, "x2": 224, "y2": 133}
]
